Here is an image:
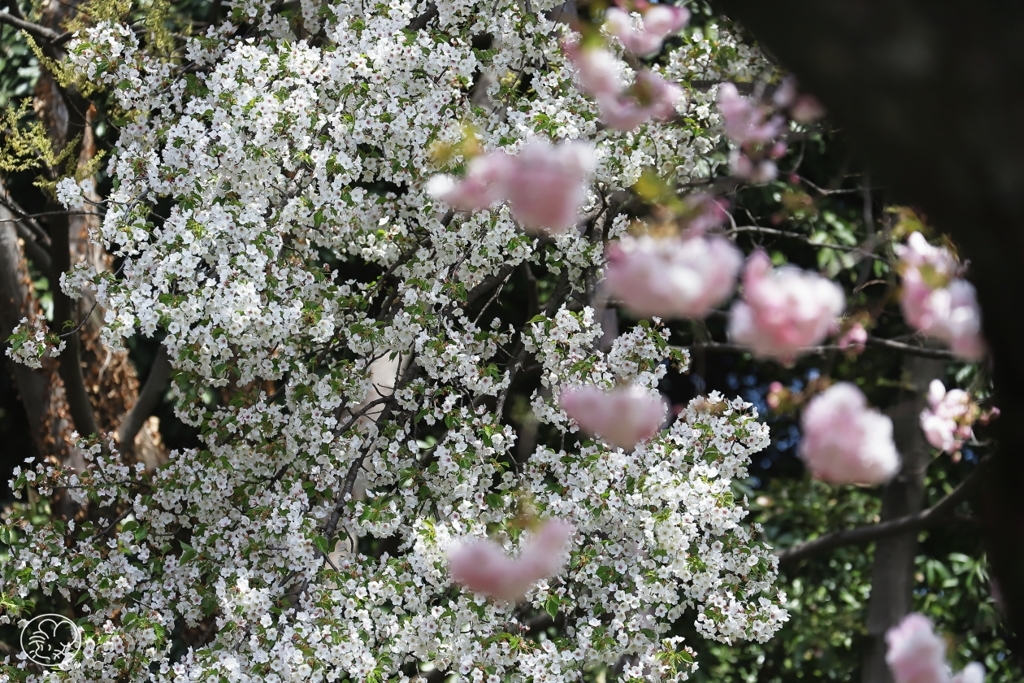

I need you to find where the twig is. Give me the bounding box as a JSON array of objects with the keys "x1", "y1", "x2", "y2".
[
  {"x1": 0, "y1": 10, "x2": 71, "y2": 44},
  {"x1": 723, "y1": 224, "x2": 885, "y2": 259},
  {"x1": 676, "y1": 338, "x2": 959, "y2": 361},
  {"x1": 864, "y1": 336, "x2": 960, "y2": 360},
  {"x1": 777, "y1": 462, "x2": 985, "y2": 569}
]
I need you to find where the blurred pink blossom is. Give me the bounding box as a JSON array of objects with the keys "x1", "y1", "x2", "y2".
[
  {"x1": 772, "y1": 77, "x2": 798, "y2": 109},
  {"x1": 448, "y1": 518, "x2": 574, "y2": 603},
  {"x1": 604, "y1": 234, "x2": 742, "y2": 320},
  {"x1": 885, "y1": 613, "x2": 950, "y2": 683},
  {"x1": 730, "y1": 152, "x2": 778, "y2": 183},
  {"x1": 952, "y1": 664, "x2": 986, "y2": 683},
  {"x1": 773, "y1": 76, "x2": 825, "y2": 123},
  {"x1": 799, "y1": 382, "x2": 899, "y2": 485},
  {"x1": 427, "y1": 139, "x2": 595, "y2": 234},
  {"x1": 885, "y1": 613, "x2": 986, "y2": 683},
  {"x1": 597, "y1": 70, "x2": 682, "y2": 131},
  {"x1": 897, "y1": 233, "x2": 985, "y2": 360},
  {"x1": 920, "y1": 380, "x2": 973, "y2": 453},
  {"x1": 790, "y1": 95, "x2": 825, "y2": 123},
  {"x1": 605, "y1": 5, "x2": 690, "y2": 57},
  {"x1": 559, "y1": 384, "x2": 667, "y2": 450},
  {"x1": 426, "y1": 151, "x2": 513, "y2": 212},
  {"x1": 728, "y1": 250, "x2": 845, "y2": 362},
  {"x1": 837, "y1": 322, "x2": 868, "y2": 352},
  {"x1": 563, "y1": 39, "x2": 623, "y2": 97},
  {"x1": 718, "y1": 83, "x2": 785, "y2": 146},
  {"x1": 502, "y1": 139, "x2": 595, "y2": 233},
  {"x1": 680, "y1": 193, "x2": 729, "y2": 235}
]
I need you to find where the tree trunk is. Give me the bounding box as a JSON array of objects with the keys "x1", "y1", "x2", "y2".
[
  {"x1": 0, "y1": 181, "x2": 85, "y2": 518},
  {"x1": 28, "y1": 0, "x2": 167, "y2": 469},
  {"x1": 714, "y1": 0, "x2": 1024, "y2": 653},
  {"x1": 861, "y1": 355, "x2": 944, "y2": 683}
]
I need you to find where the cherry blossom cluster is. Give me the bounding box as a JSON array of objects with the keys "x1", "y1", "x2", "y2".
[
  {"x1": 886, "y1": 613, "x2": 985, "y2": 683},
  {"x1": 799, "y1": 383, "x2": 899, "y2": 486},
  {"x1": 897, "y1": 232, "x2": 985, "y2": 360},
  {"x1": 0, "y1": 1, "x2": 794, "y2": 681},
  {"x1": 561, "y1": 2, "x2": 687, "y2": 132},
  {"x1": 919, "y1": 380, "x2": 998, "y2": 455},
  {"x1": 4, "y1": 317, "x2": 66, "y2": 370}
]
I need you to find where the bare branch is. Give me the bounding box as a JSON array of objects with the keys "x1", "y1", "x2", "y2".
[
  {"x1": 0, "y1": 9, "x2": 71, "y2": 44},
  {"x1": 117, "y1": 344, "x2": 170, "y2": 449},
  {"x1": 777, "y1": 462, "x2": 986, "y2": 569},
  {"x1": 676, "y1": 338, "x2": 959, "y2": 360}
]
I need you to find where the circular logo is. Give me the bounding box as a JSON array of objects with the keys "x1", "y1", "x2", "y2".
[{"x1": 20, "y1": 614, "x2": 82, "y2": 668}]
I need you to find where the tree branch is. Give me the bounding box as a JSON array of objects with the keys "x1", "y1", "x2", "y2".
[
  {"x1": 0, "y1": 10, "x2": 67, "y2": 43},
  {"x1": 676, "y1": 338, "x2": 958, "y2": 360},
  {"x1": 777, "y1": 461, "x2": 986, "y2": 570},
  {"x1": 117, "y1": 343, "x2": 170, "y2": 449},
  {"x1": 50, "y1": 211, "x2": 99, "y2": 438}
]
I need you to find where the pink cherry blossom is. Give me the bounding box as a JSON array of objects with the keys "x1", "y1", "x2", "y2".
[
  {"x1": 952, "y1": 663, "x2": 986, "y2": 683},
  {"x1": 837, "y1": 322, "x2": 868, "y2": 352},
  {"x1": 730, "y1": 151, "x2": 778, "y2": 183},
  {"x1": 563, "y1": 39, "x2": 624, "y2": 97},
  {"x1": 799, "y1": 382, "x2": 900, "y2": 486},
  {"x1": 603, "y1": 234, "x2": 742, "y2": 320},
  {"x1": 773, "y1": 76, "x2": 825, "y2": 123},
  {"x1": 718, "y1": 83, "x2": 785, "y2": 146},
  {"x1": 596, "y1": 70, "x2": 682, "y2": 131},
  {"x1": 501, "y1": 139, "x2": 596, "y2": 233},
  {"x1": 426, "y1": 139, "x2": 595, "y2": 234},
  {"x1": 885, "y1": 613, "x2": 950, "y2": 683},
  {"x1": 448, "y1": 518, "x2": 574, "y2": 603},
  {"x1": 896, "y1": 233, "x2": 985, "y2": 360},
  {"x1": 426, "y1": 151, "x2": 514, "y2": 211},
  {"x1": 727, "y1": 250, "x2": 845, "y2": 362},
  {"x1": 680, "y1": 193, "x2": 729, "y2": 235},
  {"x1": 790, "y1": 95, "x2": 825, "y2": 123},
  {"x1": 559, "y1": 384, "x2": 667, "y2": 450},
  {"x1": 772, "y1": 76, "x2": 798, "y2": 109},
  {"x1": 920, "y1": 380, "x2": 973, "y2": 453},
  {"x1": 605, "y1": 5, "x2": 690, "y2": 58}
]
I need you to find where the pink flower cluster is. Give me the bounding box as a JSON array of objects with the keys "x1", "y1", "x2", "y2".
[
  {"x1": 603, "y1": 233, "x2": 742, "y2": 320},
  {"x1": 728, "y1": 250, "x2": 845, "y2": 362},
  {"x1": 799, "y1": 382, "x2": 900, "y2": 486},
  {"x1": 604, "y1": 4, "x2": 690, "y2": 58},
  {"x1": 427, "y1": 139, "x2": 595, "y2": 233},
  {"x1": 717, "y1": 83, "x2": 785, "y2": 182},
  {"x1": 680, "y1": 193, "x2": 730, "y2": 235},
  {"x1": 896, "y1": 233, "x2": 985, "y2": 360},
  {"x1": 448, "y1": 518, "x2": 574, "y2": 603},
  {"x1": 920, "y1": 380, "x2": 974, "y2": 454},
  {"x1": 559, "y1": 384, "x2": 667, "y2": 450},
  {"x1": 563, "y1": 39, "x2": 682, "y2": 131},
  {"x1": 886, "y1": 613, "x2": 986, "y2": 683},
  {"x1": 772, "y1": 76, "x2": 826, "y2": 125},
  {"x1": 836, "y1": 321, "x2": 868, "y2": 352}
]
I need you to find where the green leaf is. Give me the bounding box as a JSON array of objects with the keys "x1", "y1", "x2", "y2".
[{"x1": 544, "y1": 595, "x2": 559, "y2": 619}]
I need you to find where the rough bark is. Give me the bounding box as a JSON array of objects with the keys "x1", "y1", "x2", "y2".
[
  {"x1": 28, "y1": 0, "x2": 167, "y2": 468},
  {"x1": 0, "y1": 181, "x2": 86, "y2": 515},
  {"x1": 714, "y1": 0, "x2": 1024, "y2": 653},
  {"x1": 861, "y1": 356, "x2": 944, "y2": 683}
]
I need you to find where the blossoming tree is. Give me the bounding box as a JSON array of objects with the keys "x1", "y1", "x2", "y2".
[{"x1": 0, "y1": 0, "x2": 1011, "y2": 680}]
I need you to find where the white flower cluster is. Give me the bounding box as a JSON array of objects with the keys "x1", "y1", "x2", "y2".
[
  {"x1": 54, "y1": 177, "x2": 85, "y2": 210},
  {"x1": 4, "y1": 316, "x2": 65, "y2": 369},
  {"x1": 0, "y1": 0, "x2": 789, "y2": 680}
]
